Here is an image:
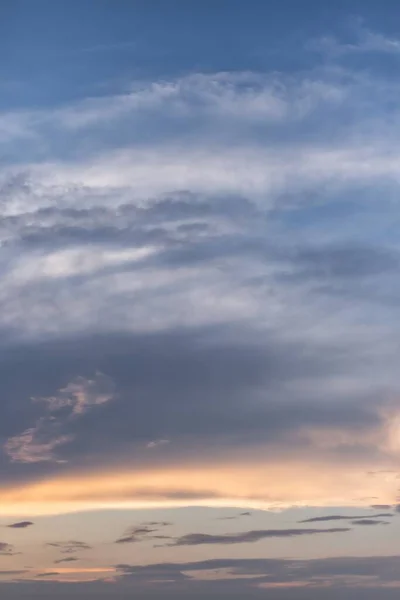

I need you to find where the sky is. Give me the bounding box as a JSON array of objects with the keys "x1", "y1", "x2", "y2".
[{"x1": 2, "y1": 0, "x2": 400, "y2": 597}]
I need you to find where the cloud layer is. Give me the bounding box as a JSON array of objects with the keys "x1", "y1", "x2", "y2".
[{"x1": 1, "y1": 23, "x2": 400, "y2": 518}]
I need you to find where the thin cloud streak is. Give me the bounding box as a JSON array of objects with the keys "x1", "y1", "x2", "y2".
[{"x1": 166, "y1": 527, "x2": 351, "y2": 546}]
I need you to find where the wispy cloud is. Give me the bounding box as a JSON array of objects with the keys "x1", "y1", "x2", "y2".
[
  {"x1": 300, "y1": 513, "x2": 394, "y2": 523},
  {"x1": 146, "y1": 439, "x2": 170, "y2": 449},
  {"x1": 166, "y1": 527, "x2": 350, "y2": 546},
  {"x1": 351, "y1": 519, "x2": 389, "y2": 526},
  {"x1": 4, "y1": 373, "x2": 114, "y2": 464},
  {"x1": 54, "y1": 557, "x2": 79, "y2": 564},
  {"x1": 217, "y1": 511, "x2": 253, "y2": 520},
  {"x1": 4, "y1": 429, "x2": 73, "y2": 464},
  {"x1": 314, "y1": 22, "x2": 400, "y2": 58},
  {"x1": 46, "y1": 541, "x2": 92, "y2": 554},
  {"x1": 0, "y1": 543, "x2": 16, "y2": 556},
  {"x1": 115, "y1": 521, "x2": 171, "y2": 544}
]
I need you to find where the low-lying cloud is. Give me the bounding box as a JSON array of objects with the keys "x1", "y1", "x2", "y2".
[
  {"x1": 6, "y1": 521, "x2": 34, "y2": 529},
  {"x1": 166, "y1": 527, "x2": 351, "y2": 546}
]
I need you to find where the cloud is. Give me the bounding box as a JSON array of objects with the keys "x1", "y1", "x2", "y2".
[
  {"x1": 314, "y1": 24, "x2": 400, "y2": 58},
  {"x1": 4, "y1": 555, "x2": 400, "y2": 596},
  {"x1": 2, "y1": 29, "x2": 400, "y2": 517},
  {"x1": 166, "y1": 527, "x2": 350, "y2": 546},
  {"x1": 115, "y1": 521, "x2": 171, "y2": 544},
  {"x1": 4, "y1": 373, "x2": 114, "y2": 464},
  {"x1": 4, "y1": 429, "x2": 73, "y2": 464},
  {"x1": 34, "y1": 373, "x2": 114, "y2": 416},
  {"x1": 46, "y1": 541, "x2": 92, "y2": 554},
  {"x1": 115, "y1": 526, "x2": 157, "y2": 544},
  {"x1": 6, "y1": 521, "x2": 34, "y2": 529},
  {"x1": 217, "y1": 511, "x2": 253, "y2": 520},
  {"x1": 114, "y1": 554, "x2": 400, "y2": 593},
  {"x1": 0, "y1": 543, "x2": 15, "y2": 556},
  {"x1": 146, "y1": 439, "x2": 170, "y2": 449},
  {"x1": 351, "y1": 519, "x2": 389, "y2": 526},
  {"x1": 300, "y1": 513, "x2": 393, "y2": 523},
  {"x1": 54, "y1": 557, "x2": 78, "y2": 564},
  {"x1": 3, "y1": 20, "x2": 400, "y2": 597},
  {"x1": 0, "y1": 437, "x2": 399, "y2": 515},
  {"x1": 0, "y1": 71, "x2": 345, "y2": 148}
]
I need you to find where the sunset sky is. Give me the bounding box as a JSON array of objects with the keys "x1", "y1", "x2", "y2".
[{"x1": 2, "y1": 1, "x2": 400, "y2": 598}]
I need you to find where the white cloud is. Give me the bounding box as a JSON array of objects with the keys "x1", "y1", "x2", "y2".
[
  {"x1": 0, "y1": 56, "x2": 399, "y2": 396},
  {"x1": 9, "y1": 246, "x2": 157, "y2": 282},
  {"x1": 146, "y1": 439, "x2": 170, "y2": 449},
  {"x1": 0, "y1": 71, "x2": 347, "y2": 145},
  {"x1": 313, "y1": 22, "x2": 400, "y2": 57},
  {"x1": 26, "y1": 142, "x2": 400, "y2": 205}
]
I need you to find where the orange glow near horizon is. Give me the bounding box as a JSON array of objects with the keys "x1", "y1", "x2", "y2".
[{"x1": 0, "y1": 452, "x2": 397, "y2": 516}]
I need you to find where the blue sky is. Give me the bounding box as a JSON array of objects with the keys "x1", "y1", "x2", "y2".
[{"x1": 2, "y1": 1, "x2": 400, "y2": 598}]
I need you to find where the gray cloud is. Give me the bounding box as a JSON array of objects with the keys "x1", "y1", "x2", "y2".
[
  {"x1": 113, "y1": 554, "x2": 400, "y2": 595},
  {"x1": 6, "y1": 521, "x2": 33, "y2": 529},
  {"x1": 351, "y1": 519, "x2": 389, "y2": 526},
  {"x1": 46, "y1": 541, "x2": 91, "y2": 554},
  {"x1": 3, "y1": 555, "x2": 400, "y2": 597},
  {"x1": 0, "y1": 323, "x2": 387, "y2": 488},
  {"x1": 4, "y1": 14, "x2": 400, "y2": 600},
  {"x1": 0, "y1": 543, "x2": 15, "y2": 556},
  {"x1": 288, "y1": 244, "x2": 399, "y2": 281},
  {"x1": 116, "y1": 527, "x2": 157, "y2": 544},
  {"x1": 116, "y1": 521, "x2": 171, "y2": 544},
  {"x1": 1, "y1": 27, "x2": 400, "y2": 529},
  {"x1": 166, "y1": 527, "x2": 350, "y2": 546},
  {"x1": 54, "y1": 557, "x2": 78, "y2": 564},
  {"x1": 217, "y1": 511, "x2": 253, "y2": 520},
  {"x1": 0, "y1": 168, "x2": 398, "y2": 494},
  {"x1": 300, "y1": 513, "x2": 393, "y2": 523}
]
